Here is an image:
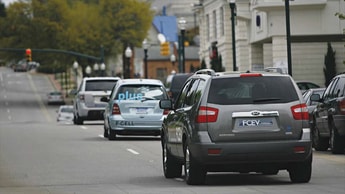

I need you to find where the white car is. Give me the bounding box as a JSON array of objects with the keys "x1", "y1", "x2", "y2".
[
  {"x1": 73, "y1": 77, "x2": 121, "y2": 125},
  {"x1": 57, "y1": 105, "x2": 74, "y2": 122}
]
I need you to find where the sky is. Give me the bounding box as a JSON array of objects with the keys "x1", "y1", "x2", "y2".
[{"x1": 1, "y1": 0, "x2": 17, "y2": 6}]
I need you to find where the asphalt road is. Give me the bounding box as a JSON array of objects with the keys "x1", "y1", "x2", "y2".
[{"x1": 0, "y1": 67, "x2": 344, "y2": 194}]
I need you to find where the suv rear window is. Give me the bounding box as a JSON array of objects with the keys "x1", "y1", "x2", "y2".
[
  {"x1": 116, "y1": 85, "x2": 167, "y2": 100},
  {"x1": 208, "y1": 76, "x2": 298, "y2": 105},
  {"x1": 85, "y1": 80, "x2": 118, "y2": 91}
]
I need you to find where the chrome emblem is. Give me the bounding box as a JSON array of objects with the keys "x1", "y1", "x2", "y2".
[{"x1": 251, "y1": 111, "x2": 260, "y2": 116}]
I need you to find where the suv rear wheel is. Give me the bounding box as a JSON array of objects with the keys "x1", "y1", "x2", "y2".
[
  {"x1": 184, "y1": 143, "x2": 206, "y2": 185},
  {"x1": 288, "y1": 154, "x2": 312, "y2": 183},
  {"x1": 311, "y1": 122, "x2": 329, "y2": 151},
  {"x1": 162, "y1": 138, "x2": 182, "y2": 178}
]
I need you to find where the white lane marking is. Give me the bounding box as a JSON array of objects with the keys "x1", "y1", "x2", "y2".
[
  {"x1": 98, "y1": 134, "x2": 104, "y2": 138},
  {"x1": 127, "y1": 149, "x2": 139, "y2": 155},
  {"x1": 28, "y1": 74, "x2": 51, "y2": 122},
  {"x1": 7, "y1": 109, "x2": 10, "y2": 113},
  {"x1": 4, "y1": 95, "x2": 7, "y2": 99},
  {"x1": 81, "y1": 126, "x2": 88, "y2": 130}
]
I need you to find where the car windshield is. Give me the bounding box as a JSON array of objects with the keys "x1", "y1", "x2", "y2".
[
  {"x1": 208, "y1": 76, "x2": 299, "y2": 105},
  {"x1": 85, "y1": 80, "x2": 118, "y2": 91},
  {"x1": 115, "y1": 85, "x2": 167, "y2": 101}
]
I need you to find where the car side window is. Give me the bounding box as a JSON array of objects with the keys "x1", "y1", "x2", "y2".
[
  {"x1": 323, "y1": 78, "x2": 338, "y2": 100},
  {"x1": 184, "y1": 79, "x2": 200, "y2": 106},
  {"x1": 332, "y1": 77, "x2": 345, "y2": 97},
  {"x1": 175, "y1": 80, "x2": 192, "y2": 108}
]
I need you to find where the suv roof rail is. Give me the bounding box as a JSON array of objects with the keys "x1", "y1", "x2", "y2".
[{"x1": 194, "y1": 69, "x2": 216, "y2": 76}]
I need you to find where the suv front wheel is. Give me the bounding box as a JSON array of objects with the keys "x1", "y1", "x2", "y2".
[
  {"x1": 311, "y1": 122, "x2": 329, "y2": 151},
  {"x1": 330, "y1": 122, "x2": 345, "y2": 154},
  {"x1": 184, "y1": 143, "x2": 206, "y2": 185},
  {"x1": 162, "y1": 137, "x2": 182, "y2": 178}
]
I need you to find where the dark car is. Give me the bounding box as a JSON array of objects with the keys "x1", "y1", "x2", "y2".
[
  {"x1": 302, "y1": 88, "x2": 326, "y2": 120},
  {"x1": 310, "y1": 73, "x2": 345, "y2": 154},
  {"x1": 159, "y1": 69, "x2": 312, "y2": 185},
  {"x1": 165, "y1": 73, "x2": 192, "y2": 103}
]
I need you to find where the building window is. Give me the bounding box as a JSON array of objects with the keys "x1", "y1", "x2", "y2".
[
  {"x1": 213, "y1": 10, "x2": 217, "y2": 39},
  {"x1": 206, "y1": 14, "x2": 210, "y2": 41},
  {"x1": 220, "y1": 7, "x2": 224, "y2": 36}
]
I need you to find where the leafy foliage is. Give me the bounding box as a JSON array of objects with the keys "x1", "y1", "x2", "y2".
[
  {"x1": 323, "y1": 42, "x2": 336, "y2": 87},
  {"x1": 0, "y1": 0, "x2": 153, "y2": 71}
]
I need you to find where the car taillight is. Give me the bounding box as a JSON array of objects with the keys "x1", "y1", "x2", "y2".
[
  {"x1": 112, "y1": 103, "x2": 121, "y2": 115},
  {"x1": 196, "y1": 106, "x2": 219, "y2": 123},
  {"x1": 340, "y1": 99, "x2": 345, "y2": 114},
  {"x1": 291, "y1": 103, "x2": 309, "y2": 120},
  {"x1": 163, "y1": 109, "x2": 170, "y2": 115}
]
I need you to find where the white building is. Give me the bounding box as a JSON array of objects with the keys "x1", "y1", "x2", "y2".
[{"x1": 196, "y1": 0, "x2": 345, "y2": 87}]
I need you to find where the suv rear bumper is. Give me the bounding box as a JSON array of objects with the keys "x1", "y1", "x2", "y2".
[
  {"x1": 189, "y1": 129, "x2": 312, "y2": 171},
  {"x1": 77, "y1": 103, "x2": 105, "y2": 120}
]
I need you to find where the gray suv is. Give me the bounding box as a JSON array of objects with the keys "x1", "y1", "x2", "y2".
[
  {"x1": 73, "y1": 77, "x2": 121, "y2": 125},
  {"x1": 159, "y1": 70, "x2": 312, "y2": 185}
]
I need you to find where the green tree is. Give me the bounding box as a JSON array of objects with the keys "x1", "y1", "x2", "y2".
[
  {"x1": 0, "y1": 0, "x2": 153, "y2": 72},
  {"x1": 323, "y1": 42, "x2": 336, "y2": 87}
]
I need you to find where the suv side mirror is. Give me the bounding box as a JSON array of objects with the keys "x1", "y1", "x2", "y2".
[
  {"x1": 310, "y1": 94, "x2": 321, "y2": 102},
  {"x1": 159, "y1": 99, "x2": 173, "y2": 109},
  {"x1": 100, "y1": 96, "x2": 109, "y2": 102}
]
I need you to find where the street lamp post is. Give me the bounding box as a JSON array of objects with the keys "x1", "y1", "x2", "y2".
[
  {"x1": 228, "y1": 0, "x2": 237, "y2": 71},
  {"x1": 73, "y1": 61, "x2": 79, "y2": 89},
  {"x1": 93, "y1": 63, "x2": 99, "y2": 77},
  {"x1": 85, "y1": 65, "x2": 91, "y2": 77},
  {"x1": 285, "y1": 0, "x2": 292, "y2": 76},
  {"x1": 100, "y1": 63, "x2": 106, "y2": 77},
  {"x1": 125, "y1": 46, "x2": 132, "y2": 79},
  {"x1": 178, "y1": 17, "x2": 187, "y2": 73},
  {"x1": 142, "y1": 39, "x2": 150, "y2": 78}
]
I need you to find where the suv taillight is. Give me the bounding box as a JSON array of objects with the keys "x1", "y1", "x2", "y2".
[
  {"x1": 340, "y1": 99, "x2": 345, "y2": 114},
  {"x1": 291, "y1": 103, "x2": 309, "y2": 120},
  {"x1": 112, "y1": 103, "x2": 121, "y2": 115},
  {"x1": 196, "y1": 106, "x2": 219, "y2": 123}
]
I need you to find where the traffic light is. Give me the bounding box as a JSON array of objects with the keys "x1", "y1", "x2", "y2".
[
  {"x1": 25, "y1": 48, "x2": 32, "y2": 62},
  {"x1": 160, "y1": 42, "x2": 170, "y2": 56}
]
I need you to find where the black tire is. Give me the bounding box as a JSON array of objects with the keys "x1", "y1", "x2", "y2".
[
  {"x1": 162, "y1": 138, "x2": 182, "y2": 178},
  {"x1": 75, "y1": 115, "x2": 83, "y2": 125},
  {"x1": 330, "y1": 123, "x2": 345, "y2": 154},
  {"x1": 288, "y1": 154, "x2": 312, "y2": 183},
  {"x1": 103, "y1": 125, "x2": 109, "y2": 138},
  {"x1": 184, "y1": 144, "x2": 206, "y2": 185},
  {"x1": 108, "y1": 128, "x2": 116, "y2": 140},
  {"x1": 311, "y1": 122, "x2": 329, "y2": 151}
]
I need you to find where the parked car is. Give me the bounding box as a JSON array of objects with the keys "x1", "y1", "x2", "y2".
[
  {"x1": 302, "y1": 88, "x2": 326, "y2": 119},
  {"x1": 310, "y1": 73, "x2": 345, "y2": 154},
  {"x1": 47, "y1": 91, "x2": 65, "y2": 105},
  {"x1": 102, "y1": 79, "x2": 169, "y2": 140},
  {"x1": 159, "y1": 69, "x2": 312, "y2": 185},
  {"x1": 296, "y1": 81, "x2": 321, "y2": 93},
  {"x1": 57, "y1": 105, "x2": 74, "y2": 122},
  {"x1": 73, "y1": 77, "x2": 121, "y2": 125},
  {"x1": 165, "y1": 73, "x2": 192, "y2": 103}
]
